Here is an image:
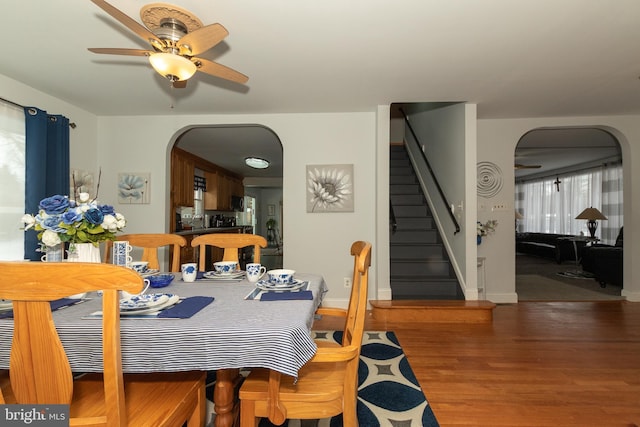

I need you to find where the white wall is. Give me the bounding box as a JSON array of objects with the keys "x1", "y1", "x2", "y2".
[
  {"x1": 94, "y1": 112, "x2": 377, "y2": 307},
  {"x1": 478, "y1": 115, "x2": 639, "y2": 302}
]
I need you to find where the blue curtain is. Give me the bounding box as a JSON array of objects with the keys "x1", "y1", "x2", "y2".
[{"x1": 24, "y1": 107, "x2": 70, "y2": 260}]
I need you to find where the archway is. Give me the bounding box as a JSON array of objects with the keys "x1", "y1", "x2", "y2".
[{"x1": 514, "y1": 127, "x2": 623, "y2": 301}]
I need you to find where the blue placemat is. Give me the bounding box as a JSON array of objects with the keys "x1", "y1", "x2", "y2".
[
  {"x1": 0, "y1": 298, "x2": 84, "y2": 319},
  {"x1": 157, "y1": 296, "x2": 214, "y2": 318},
  {"x1": 260, "y1": 291, "x2": 313, "y2": 301}
]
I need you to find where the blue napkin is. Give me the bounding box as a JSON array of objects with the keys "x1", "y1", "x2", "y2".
[
  {"x1": 260, "y1": 291, "x2": 313, "y2": 301},
  {"x1": 0, "y1": 298, "x2": 82, "y2": 319},
  {"x1": 157, "y1": 296, "x2": 214, "y2": 318}
]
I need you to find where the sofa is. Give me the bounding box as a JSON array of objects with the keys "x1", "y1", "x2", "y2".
[
  {"x1": 515, "y1": 232, "x2": 586, "y2": 264},
  {"x1": 581, "y1": 227, "x2": 623, "y2": 287}
]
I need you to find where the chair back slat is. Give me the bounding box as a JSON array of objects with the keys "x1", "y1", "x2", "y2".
[{"x1": 191, "y1": 234, "x2": 267, "y2": 271}]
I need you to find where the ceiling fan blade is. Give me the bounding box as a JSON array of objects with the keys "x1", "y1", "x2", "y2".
[
  {"x1": 178, "y1": 23, "x2": 229, "y2": 56},
  {"x1": 90, "y1": 0, "x2": 164, "y2": 49},
  {"x1": 515, "y1": 164, "x2": 542, "y2": 169},
  {"x1": 88, "y1": 48, "x2": 152, "y2": 56},
  {"x1": 194, "y1": 57, "x2": 248, "y2": 84},
  {"x1": 173, "y1": 80, "x2": 188, "y2": 89}
]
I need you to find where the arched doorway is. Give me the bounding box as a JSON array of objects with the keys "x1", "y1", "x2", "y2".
[
  {"x1": 169, "y1": 124, "x2": 283, "y2": 269},
  {"x1": 514, "y1": 127, "x2": 623, "y2": 301}
]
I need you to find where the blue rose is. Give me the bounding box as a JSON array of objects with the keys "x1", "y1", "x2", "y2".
[
  {"x1": 99, "y1": 204, "x2": 116, "y2": 216},
  {"x1": 39, "y1": 195, "x2": 70, "y2": 215},
  {"x1": 61, "y1": 209, "x2": 83, "y2": 225},
  {"x1": 40, "y1": 215, "x2": 66, "y2": 233},
  {"x1": 84, "y1": 208, "x2": 104, "y2": 225}
]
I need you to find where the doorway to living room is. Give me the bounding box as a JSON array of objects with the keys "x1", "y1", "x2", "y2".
[{"x1": 514, "y1": 127, "x2": 623, "y2": 301}]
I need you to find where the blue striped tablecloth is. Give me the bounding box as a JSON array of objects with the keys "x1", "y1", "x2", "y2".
[{"x1": 0, "y1": 273, "x2": 327, "y2": 378}]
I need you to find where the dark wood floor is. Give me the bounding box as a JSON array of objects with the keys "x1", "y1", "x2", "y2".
[{"x1": 313, "y1": 301, "x2": 640, "y2": 427}]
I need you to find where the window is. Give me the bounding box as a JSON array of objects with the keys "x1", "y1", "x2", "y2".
[
  {"x1": 0, "y1": 102, "x2": 26, "y2": 260},
  {"x1": 515, "y1": 163, "x2": 623, "y2": 245}
]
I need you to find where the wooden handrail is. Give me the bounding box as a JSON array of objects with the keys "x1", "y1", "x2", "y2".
[{"x1": 399, "y1": 108, "x2": 461, "y2": 235}]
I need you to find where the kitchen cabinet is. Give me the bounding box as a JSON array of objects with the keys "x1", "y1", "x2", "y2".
[
  {"x1": 171, "y1": 149, "x2": 195, "y2": 207},
  {"x1": 204, "y1": 170, "x2": 244, "y2": 211}
]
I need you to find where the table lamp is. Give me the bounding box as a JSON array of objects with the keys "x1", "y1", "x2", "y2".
[
  {"x1": 515, "y1": 210, "x2": 524, "y2": 231},
  {"x1": 575, "y1": 207, "x2": 607, "y2": 238}
]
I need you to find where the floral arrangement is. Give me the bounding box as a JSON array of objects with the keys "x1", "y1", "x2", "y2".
[
  {"x1": 21, "y1": 192, "x2": 126, "y2": 247},
  {"x1": 477, "y1": 219, "x2": 498, "y2": 237}
]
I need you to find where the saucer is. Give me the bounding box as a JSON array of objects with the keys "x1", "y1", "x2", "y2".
[
  {"x1": 203, "y1": 270, "x2": 245, "y2": 279},
  {"x1": 120, "y1": 294, "x2": 180, "y2": 315},
  {"x1": 256, "y1": 279, "x2": 307, "y2": 291}
]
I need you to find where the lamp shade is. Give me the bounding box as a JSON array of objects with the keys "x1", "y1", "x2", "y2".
[
  {"x1": 515, "y1": 211, "x2": 524, "y2": 220},
  {"x1": 575, "y1": 207, "x2": 607, "y2": 221},
  {"x1": 148, "y1": 53, "x2": 197, "y2": 81}
]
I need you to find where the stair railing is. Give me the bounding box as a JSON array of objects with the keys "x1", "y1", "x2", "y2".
[
  {"x1": 399, "y1": 108, "x2": 461, "y2": 235},
  {"x1": 389, "y1": 200, "x2": 397, "y2": 234}
]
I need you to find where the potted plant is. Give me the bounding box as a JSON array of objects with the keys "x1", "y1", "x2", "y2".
[{"x1": 266, "y1": 218, "x2": 277, "y2": 230}]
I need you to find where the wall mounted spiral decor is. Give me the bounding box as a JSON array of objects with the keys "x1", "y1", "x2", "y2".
[{"x1": 477, "y1": 161, "x2": 503, "y2": 198}]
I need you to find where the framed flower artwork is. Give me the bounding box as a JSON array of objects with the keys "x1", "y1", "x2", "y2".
[
  {"x1": 306, "y1": 164, "x2": 354, "y2": 213},
  {"x1": 118, "y1": 172, "x2": 150, "y2": 204}
]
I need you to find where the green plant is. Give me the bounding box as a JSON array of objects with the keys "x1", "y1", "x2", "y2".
[{"x1": 266, "y1": 218, "x2": 277, "y2": 230}]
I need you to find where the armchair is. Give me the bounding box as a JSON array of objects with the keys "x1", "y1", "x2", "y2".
[{"x1": 581, "y1": 227, "x2": 623, "y2": 287}]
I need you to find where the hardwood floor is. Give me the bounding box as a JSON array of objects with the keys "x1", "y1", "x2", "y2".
[{"x1": 313, "y1": 301, "x2": 640, "y2": 427}]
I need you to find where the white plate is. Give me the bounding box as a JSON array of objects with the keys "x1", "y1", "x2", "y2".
[
  {"x1": 203, "y1": 270, "x2": 245, "y2": 279},
  {"x1": 256, "y1": 279, "x2": 307, "y2": 291},
  {"x1": 120, "y1": 293, "x2": 169, "y2": 311},
  {"x1": 120, "y1": 294, "x2": 180, "y2": 315}
]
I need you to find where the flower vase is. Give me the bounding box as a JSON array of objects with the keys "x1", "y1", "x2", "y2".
[
  {"x1": 67, "y1": 243, "x2": 102, "y2": 263},
  {"x1": 477, "y1": 235, "x2": 482, "y2": 245}
]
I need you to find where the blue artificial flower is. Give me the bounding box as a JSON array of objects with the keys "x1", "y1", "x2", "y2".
[{"x1": 39, "y1": 195, "x2": 70, "y2": 215}]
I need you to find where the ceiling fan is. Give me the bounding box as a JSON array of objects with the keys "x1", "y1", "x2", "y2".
[{"x1": 88, "y1": 0, "x2": 248, "y2": 88}]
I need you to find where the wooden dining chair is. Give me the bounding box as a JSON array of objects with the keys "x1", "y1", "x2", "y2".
[
  {"x1": 238, "y1": 241, "x2": 372, "y2": 427},
  {"x1": 0, "y1": 262, "x2": 206, "y2": 427},
  {"x1": 191, "y1": 233, "x2": 267, "y2": 271},
  {"x1": 104, "y1": 233, "x2": 187, "y2": 272}
]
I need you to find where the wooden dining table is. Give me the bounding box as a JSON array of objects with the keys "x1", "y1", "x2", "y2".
[{"x1": 0, "y1": 272, "x2": 327, "y2": 427}]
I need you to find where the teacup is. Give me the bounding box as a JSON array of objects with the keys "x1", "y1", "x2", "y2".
[
  {"x1": 181, "y1": 263, "x2": 198, "y2": 282},
  {"x1": 130, "y1": 261, "x2": 148, "y2": 274},
  {"x1": 214, "y1": 261, "x2": 239, "y2": 275},
  {"x1": 246, "y1": 263, "x2": 266, "y2": 283},
  {"x1": 121, "y1": 278, "x2": 151, "y2": 300},
  {"x1": 267, "y1": 269, "x2": 295, "y2": 285}
]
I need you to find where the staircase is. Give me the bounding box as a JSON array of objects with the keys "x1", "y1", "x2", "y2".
[{"x1": 389, "y1": 145, "x2": 463, "y2": 300}]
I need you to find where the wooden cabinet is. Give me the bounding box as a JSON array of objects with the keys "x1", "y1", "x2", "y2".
[
  {"x1": 171, "y1": 149, "x2": 195, "y2": 207},
  {"x1": 204, "y1": 171, "x2": 219, "y2": 210},
  {"x1": 204, "y1": 170, "x2": 244, "y2": 211}
]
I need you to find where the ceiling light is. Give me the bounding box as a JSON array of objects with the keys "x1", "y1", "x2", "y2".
[
  {"x1": 245, "y1": 157, "x2": 270, "y2": 169},
  {"x1": 148, "y1": 53, "x2": 196, "y2": 82}
]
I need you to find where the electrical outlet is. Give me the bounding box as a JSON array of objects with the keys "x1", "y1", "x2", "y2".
[{"x1": 344, "y1": 277, "x2": 351, "y2": 288}]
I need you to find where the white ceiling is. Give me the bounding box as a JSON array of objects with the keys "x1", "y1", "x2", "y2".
[{"x1": 3, "y1": 0, "x2": 638, "y2": 177}]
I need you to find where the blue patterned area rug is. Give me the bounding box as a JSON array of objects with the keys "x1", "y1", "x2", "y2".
[{"x1": 258, "y1": 330, "x2": 440, "y2": 427}]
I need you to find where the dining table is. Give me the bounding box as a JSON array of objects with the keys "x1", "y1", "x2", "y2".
[{"x1": 0, "y1": 271, "x2": 328, "y2": 427}]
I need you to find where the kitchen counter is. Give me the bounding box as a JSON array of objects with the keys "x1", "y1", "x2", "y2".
[{"x1": 174, "y1": 226, "x2": 248, "y2": 236}]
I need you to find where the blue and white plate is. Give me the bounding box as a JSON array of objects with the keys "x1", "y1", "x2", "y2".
[
  {"x1": 120, "y1": 293, "x2": 169, "y2": 311},
  {"x1": 256, "y1": 279, "x2": 307, "y2": 291},
  {"x1": 120, "y1": 294, "x2": 180, "y2": 315}
]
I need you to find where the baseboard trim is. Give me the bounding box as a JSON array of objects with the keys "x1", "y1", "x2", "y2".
[{"x1": 369, "y1": 299, "x2": 496, "y2": 323}]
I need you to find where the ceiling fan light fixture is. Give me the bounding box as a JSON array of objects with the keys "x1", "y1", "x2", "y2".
[
  {"x1": 245, "y1": 157, "x2": 270, "y2": 169},
  {"x1": 148, "y1": 53, "x2": 196, "y2": 81}
]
